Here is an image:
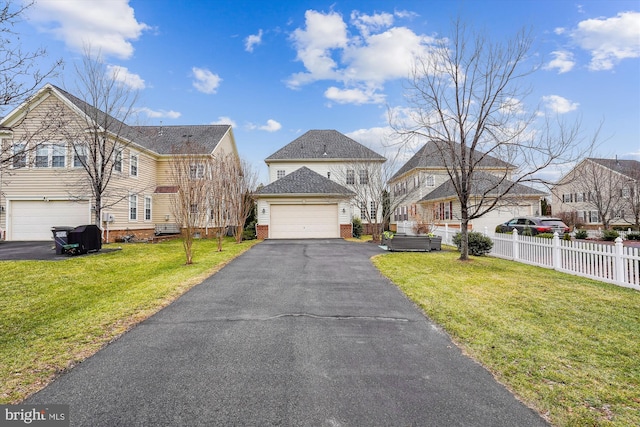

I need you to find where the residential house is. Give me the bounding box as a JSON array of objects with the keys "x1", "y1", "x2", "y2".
[
  {"x1": 256, "y1": 130, "x2": 386, "y2": 239},
  {"x1": 551, "y1": 158, "x2": 640, "y2": 229},
  {"x1": 389, "y1": 141, "x2": 547, "y2": 234},
  {"x1": 0, "y1": 83, "x2": 239, "y2": 242}
]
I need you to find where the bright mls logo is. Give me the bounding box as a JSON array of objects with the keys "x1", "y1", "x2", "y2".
[{"x1": 0, "y1": 405, "x2": 69, "y2": 426}]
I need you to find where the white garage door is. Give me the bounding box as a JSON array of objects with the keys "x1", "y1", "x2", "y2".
[
  {"x1": 9, "y1": 200, "x2": 91, "y2": 240},
  {"x1": 270, "y1": 204, "x2": 339, "y2": 239}
]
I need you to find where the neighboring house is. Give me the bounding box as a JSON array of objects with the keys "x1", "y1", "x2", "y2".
[
  {"x1": 551, "y1": 158, "x2": 640, "y2": 229},
  {"x1": 389, "y1": 141, "x2": 547, "y2": 234},
  {"x1": 256, "y1": 130, "x2": 386, "y2": 239},
  {"x1": 0, "y1": 83, "x2": 238, "y2": 242}
]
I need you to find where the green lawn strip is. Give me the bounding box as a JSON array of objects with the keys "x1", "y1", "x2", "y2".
[
  {"x1": 372, "y1": 249, "x2": 640, "y2": 427},
  {"x1": 0, "y1": 237, "x2": 259, "y2": 404}
]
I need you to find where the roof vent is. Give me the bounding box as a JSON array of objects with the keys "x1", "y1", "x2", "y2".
[{"x1": 323, "y1": 144, "x2": 327, "y2": 156}]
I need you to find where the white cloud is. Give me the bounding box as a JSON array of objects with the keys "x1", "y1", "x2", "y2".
[
  {"x1": 499, "y1": 97, "x2": 526, "y2": 115},
  {"x1": 287, "y1": 9, "x2": 436, "y2": 105},
  {"x1": 325, "y1": 86, "x2": 385, "y2": 105},
  {"x1": 541, "y1": 95, "x2": 579, "y2": 114},
  {"x1": 287, "y1": 10, "x2": 349, "y2": 88},
  {"x1": 192, "y1": 67, "x2": 222, "y2": 94},
  {"x1": 247, "y1": 119, "x2": 282, "y2": 132},
  {"x1": 27, "y1": 0, "x2": 149, "y2": 60},
  {"x1": 134, "y1": 107, "x2": 181, "y2": 119},
  {"x1": 245, "y1": 29, "x2": 263, "y2": 52},
  {"x1": 570, "y1": 11, "x2": 640, "y2": 71},
  {"x1": 260, "y1": 119, "x2": 282, "y2": 132},
  {"x1": 544, "y1": 50, "x2": 575, "y2": 74},
  {"x1": 106, "y1": 65, "x2": 145, "y2": 90},
  {"x1": 211, "y1": 116, "x2": 237, "y2": 127}
]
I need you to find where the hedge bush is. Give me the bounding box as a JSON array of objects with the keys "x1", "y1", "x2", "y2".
[
  {"x1": 352, "y1": 217, "x2": 363, "y2": 238},
  {"x1": 602, "y1": 230, "x2": 620, "y2": 241},
  {"x1": 453, "y1": 231, "x2": 493, "y2": 256},
  {"x1": 626, "y1": 232, "x2": 640, "y2": 241},
  {"x1": 574, "y1": 229, "x2": 588, "y2": 239}
]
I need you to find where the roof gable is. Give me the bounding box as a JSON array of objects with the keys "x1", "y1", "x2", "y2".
[
  {"x1": 587, "y1": 158, "x2": 640, "y2": 181},
  {"x1": 391, "y1": 141, "x2": 514, "y2": 182},
  {"x1": 265, "y1": 130, "x2": 385, "y2": 162},
  {"x1": 257, "y1": 166, "x2": 355, "y2": 196}
]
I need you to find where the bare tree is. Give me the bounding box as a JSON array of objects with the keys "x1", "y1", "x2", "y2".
[
  {"x1": 209, "y1": 153, "x2": 233, "y2": 251},
  {"x1": 0, "y1": 1, "x2": 61, "y2": 168},
  {"x1": 393, "y1": 18, "x2": 596, "y2": 260},
  {"x1": 626, "y1": 180, "x2": 640, "y2": 230},
  {"x1": 168, "y1": 143, "x2": 213, "y2": 264},
  {"x1": 226, "y1": 157, "x2": 258, "y2": 243},
  {"x1": 58, "y1": 47, "x2": 140, "y2": 226}
]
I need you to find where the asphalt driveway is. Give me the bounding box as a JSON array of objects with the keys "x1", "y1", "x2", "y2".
[{"x1": 26, "y1": 239, "x2": 548, "y2": 426}]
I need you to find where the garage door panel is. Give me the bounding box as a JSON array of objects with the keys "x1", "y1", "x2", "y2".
[
  {"x1": 9, "y1": 200, "x2": 91, "y2": 240},
  {"x1": 270, "y1": 204, "x2": 338, "y2": 239}
]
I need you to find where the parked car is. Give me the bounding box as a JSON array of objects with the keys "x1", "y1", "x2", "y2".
[{"x1": 496, "y1": 216, "x2": 570, "y2": 236}]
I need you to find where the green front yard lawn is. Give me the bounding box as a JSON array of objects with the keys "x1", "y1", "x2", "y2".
[
  {"x1": 373, "y1": 248, "x2": 640, "y2": 427},
  {"x1": 0, "y1": 237, "x2": 259, "y2": 403}
]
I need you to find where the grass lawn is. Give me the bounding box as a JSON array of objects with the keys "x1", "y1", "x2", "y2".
[
  {"x1": 0, "y1": 237, "x2": 259, "y2": 404},
  {"x1": 373, "y1": 248, "x2": 640, "y2": 427}
]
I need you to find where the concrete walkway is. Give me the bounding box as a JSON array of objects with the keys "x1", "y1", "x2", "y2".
[{"x1": 27, "y1": 240, "x2": 548, "y2": 426}]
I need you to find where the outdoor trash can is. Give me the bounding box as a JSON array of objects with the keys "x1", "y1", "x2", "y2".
[
  {"x1": 68, "y1": 224, "x2": 102, "y2": 254},
  {"x1": 51, "y1": 226, "x2": 75, "y2": 255}
]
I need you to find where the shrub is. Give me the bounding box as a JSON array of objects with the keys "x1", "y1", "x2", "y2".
[
  {"x1": 574, "y1": 229, "x2": 588, "y2": 239},
  {"x1": 536, "y1": 233, "x2": 555, "y2": 239},
  {"x1": 495, "y1": 225, "x2": 505, "y2": 233},
  {"x1": 352, "y1": 217, "x2": 363, "y2": 238},
  {"x1": 563, "y1": 233, "x2": 572, "y2": 241},
  {"x1": 626, "y1": 232, "x2": 640, "y2": 241},
  {"x1": 453, "y1": 232, "x2": 493, "y2": 256},
  {"x1": 602, "y1": 230, "x2": 620, "y2": 241}
]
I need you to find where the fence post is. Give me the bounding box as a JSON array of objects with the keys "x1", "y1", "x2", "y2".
[
  {"x1": 512, "y1": 229, "x2": 519, "y2": 260},
  {"x1": 552, "y1": 232, "x2": 561, "y2": 269},
  {"x1": 484, "y1": 226, "x2": 489, "y2": 236},
  {"x1": 614, "y1": 237, "x2": 625, "y2": 286}
]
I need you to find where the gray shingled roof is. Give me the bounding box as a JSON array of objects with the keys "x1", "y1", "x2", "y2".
[
  {"x1": 588, "y1": 158, "x2": 640, "y2": 180},
  {"x1": 257, "y1": 167, "x2": 355, "y2": 196},
  {"x1": 51, "y1": 85, "x2": 228, "y2": 155},
  {"x1": 391, "y1": 141, "x2": 514, "y2": 181},
  {"x1": 419, "y1": 171, "x2": 547, "y2": 202},
  {"x1": 131, "y1": 125, "x2": 230, "y2": 154},
  {"x1": 265, "y1": 130, "x2": 386, "y2": 161}
]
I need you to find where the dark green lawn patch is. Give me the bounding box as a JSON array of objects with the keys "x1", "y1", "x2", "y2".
[
  {"x1": 0, "y1": 237, "x2": 259, "y2": 403},
  {"x1": 373, "y1": 249, "x2": 640, "y2": 427}
]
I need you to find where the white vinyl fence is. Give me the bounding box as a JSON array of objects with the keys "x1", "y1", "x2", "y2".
[{"x1": 430, "y1": 224, "x2": 640, "y2": 291}]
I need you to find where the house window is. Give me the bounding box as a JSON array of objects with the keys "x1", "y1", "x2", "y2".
[
  {"x1": 346, "y1": 169, "x2": 355, "y2": 185},
  {"x1": 621, "y1": 187, "x2": 631, "y2": 198},
  {"x1": 129, "y1": 194, "x2": 138, "y2": 221},
  {"x1": 370, "y1": 201, "x2": 377, "y2": 220},
  {"x1": 359, "y1": 169, "x2": 369, "y2": 185},
  {"x1": 35, "y1": 145, "x2": 49, "y2": 167},
  {"x1": 190, "y1": 204, "x2": 198, "y2": 214},
  {"x1": 277, "y1": 170, "x2": 285, "y2": 179},
  {"x1": 35, "y1": 144, "x2": 66, "y2": 168},
  {"x1": 130, "y1": 153, "x2": 138, "y2": 176},
  {"x1": 13, "y1": 143, "x2": 26, "y2": 168},
  {"x1": 361, "y1": 202, "x2": 367, "y2": 220},
  {"x1": 425, "y1": 175, "x2": 435, "y2": 187},
  {"x1": 73, "y1": 145, "x2": 87, "y2": 168},
  {"x1": 52, "y1": 144, "x2": 65, "y2": 167},
  {"x1": 114, "y1": 147, "x2": 122, "y2": 172},
  {"x1": 144, "y1": 196, "x2": 152, "y2": 221},
  {"x1": 189, "y1": 163, "x2": 205, "y2": 179},
  {"x1": 562, "y1": 193, "x2": 573, "y2": 203},
  {"x1": 588, "y1": 210, "x2": 600, "y2": 223},
  {"x1": 439, "y1": 201, "x2": 453, "y2": 220}
]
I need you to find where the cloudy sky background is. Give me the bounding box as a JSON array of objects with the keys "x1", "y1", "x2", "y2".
[{"x1": 14, "y1": 0, "x2": 640, "y2": 182}]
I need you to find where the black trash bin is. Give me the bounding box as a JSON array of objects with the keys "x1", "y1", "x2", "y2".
[
  {"x1": 51, "y1": 226, "x2": 75, "y2": 255},
  {"x1": 68, "y1": 225, "x2": 102, "y2": 254}
]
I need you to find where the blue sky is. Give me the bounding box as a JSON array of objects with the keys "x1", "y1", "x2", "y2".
[{"x1": 13, "y1": 0, "x2": 640, "y2": 183}]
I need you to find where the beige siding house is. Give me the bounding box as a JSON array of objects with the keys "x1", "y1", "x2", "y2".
[
  {"x1": 550, "y1": 158, "x2": 640, "y2": 229},
  {"x1": 256, "y1": 130, "x2": 386, "y2": 239},
  {"x1": 389, "y1": 141, "x2": 546, "y2": 234},
  {"x1": 0, "y1": 84, "x2": 238, "y2": 242}
]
